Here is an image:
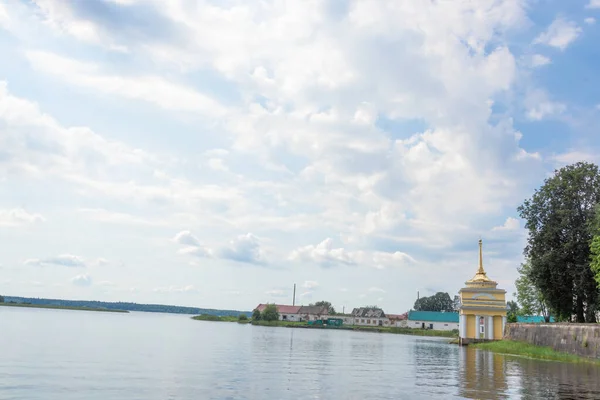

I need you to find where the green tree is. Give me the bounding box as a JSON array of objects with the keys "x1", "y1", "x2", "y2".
[
  {"x1": 252, "y1": 308, "x2": 261, "y2": 321},
  {"x1": 413, "y1": 292, "x2": 454, "y2": 312},
  {"x1": 453, "y1": 295, "x2": 461, "y2": 312},
  {"x1": 507, "y1": 300, "x2": 519, "y2": 323},
  {"x1": 591, "y1": 205, "x2": 600, "y2": 288},
  {"x1": 310, "y1": 301, "x2": 336, "y2": 315},
  {"x1": 238, "y1": 313, "x2": 248, "y2": 321},
  {"x1": 0, "y1": 294, "x2": 4, "y2": 303},
  {"x1": 261, "y1": 303, "x2": 279, "y2": 321},
  {"x1": 518, "y1": 162, "x2": 600, "y2": 322},
  {"x1": 515, "y1": 261, "x2": 550, "y2": 321}
]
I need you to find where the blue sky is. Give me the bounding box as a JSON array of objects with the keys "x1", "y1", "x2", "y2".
[{"x1": 0, "y1": 0, "x2": 599, "y2": 312}]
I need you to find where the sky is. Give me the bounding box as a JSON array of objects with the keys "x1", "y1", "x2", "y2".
[{"x1": 1, "y1": 0, "x2": 599, "y2": 313}]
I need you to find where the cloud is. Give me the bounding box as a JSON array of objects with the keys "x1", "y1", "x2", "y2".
[
  {"x1": 289, "y1": 238, "x2": 415, "y2": 269},
  {"x1": 174, "y1": 231, "x2": 266, "y2": 265},
  {"x1": 77, "y1": 208, "x2": 160, "y2": 226},
  {"x1": 153, "y1": 285, "x2": 198, "y2": 293},
  {"x1": 24, "y1": 51, "x2": 227, "y2": 116},
  {"x1": 525, "y1": 89, "x2": 566, "y2": 121},
  {"x1": 0, "y1": 208, "x2": 45, "y2": 227},
  {"x1": 533, "y1": 18, "x2": 582, "y2": 51},
  {"x1": 530, "y1": 54, "x2": 551, "y2": 67},
  {"x1": 173, "y1": 230, "x2": 202, "y2": 247},
  {"x1": 368, "y1": 287, "x2": 386, "y2": 293},
  {"x1": 586, "y1": 0, "x2": 600, "y2": 9},
  {"x1": 492, "y1": 217, "x2": 520, "y2": 231},
  {"x1": 25, "y1": 254, "x2": 87, "y2": 268},
  {"x1": 585, "y1": 17, "x2": 596, "y2": 25},
  {"x1": 302, "y1": 280, "x2": 319, "y2": 289},
  {"x1": 551, "y1": 151, "x2": 598, "y2": 166},
  {"x1": 71, "y1": 274, "x2": 92, "y2": 286},
  {"x1": 265, "y1": 289, "x2": 287, "y2": 298},
  {"x1": 98, "y1": 280, "x2": 116, "y2": 287}
]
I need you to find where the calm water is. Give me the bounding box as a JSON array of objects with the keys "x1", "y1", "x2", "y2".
[{"x1": 1, "y1": 307, "x2": 600, "y2": 399}]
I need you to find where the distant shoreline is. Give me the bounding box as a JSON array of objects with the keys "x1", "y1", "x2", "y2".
[
  {"x1": 190, "y1": 316, "x2": 457, "y2": 338},
  {"x1": 0, "y1": 302, "x2": 129, "y2": 313}
]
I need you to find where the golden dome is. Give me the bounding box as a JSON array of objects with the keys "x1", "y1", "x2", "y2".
[{"x1": 466, "y1": 239, "x2": 497, "y2": 287}]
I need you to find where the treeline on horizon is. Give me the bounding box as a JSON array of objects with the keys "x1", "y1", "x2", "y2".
[{"x1": 4, "y1": 296, "x2": 252, "y2": 317}]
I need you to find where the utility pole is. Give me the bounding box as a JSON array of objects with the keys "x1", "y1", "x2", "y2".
[{"x1": 293, "y1": 283, "x2": 296, "y2": 306}]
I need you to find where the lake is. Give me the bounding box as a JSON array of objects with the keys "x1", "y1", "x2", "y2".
[{"x1": 1, "y1": 307, "x2": 600, "y2": 399}]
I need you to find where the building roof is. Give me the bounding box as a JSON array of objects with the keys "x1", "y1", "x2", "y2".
[
  {"x1": 254, "y1": 304, "x2": 301, "y2": 314},
  {"x1": 517, "y1": 315, "x2": 555, "y2": 323},
  {"x1": 408, "y1": 311, "x2": 459, "y2": 323},
  {"x1": 386, "y1": 313, "x2": 408, "y2": 320},
  {"x1": 298, "y1": 305, "x2": 328, "y2": 315},
  {"x1": 351, "y1": 307, "x2": 386, "y2": 318}
]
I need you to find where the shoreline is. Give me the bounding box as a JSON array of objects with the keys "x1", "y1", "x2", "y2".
[
  {"x1": 472, "y1": 340, "x2": 600, "y2": 365},
  {"x1": 0, "y1": 302, "x2": 129, "y2": 313},
  {"x1": 190, "y1": 316, "x2": 457, "y2": 338}
]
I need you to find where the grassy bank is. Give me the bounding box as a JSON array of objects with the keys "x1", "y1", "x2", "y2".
[
  {"x1": 192, "y1": 314, "x2": 249, "y2": 323},
  {"x1": 0, "y1": 302, "x2": 128, "y2": 313},
  {"x1": 249, "y1": 320, "x2": 457, "y2": 337},
  {"x1": 473, "y1": 340, "x2": 600, "y2": 365}
]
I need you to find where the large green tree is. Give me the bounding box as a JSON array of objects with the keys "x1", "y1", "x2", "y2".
[
  {"x1": 515, "y1": 261, "x2": 550, "y2": 321},
  {"x1": 591, "y1": 205, "x2": 600, "y2": 288},
  {"x1": 413, "y1": 292, "x2": 454, "y2": 312},
  {"x1": 518, "y1": 162, "x2": 600, "y2": 322}
]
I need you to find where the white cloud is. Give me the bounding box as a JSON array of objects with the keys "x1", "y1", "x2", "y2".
[
  {"x1": 531, "y1": 54, "x2": 551, "y2": 67},
  {"x1": 24, "y1": 51, "x2": 227, "y2": 116},
  {"x1": 153, "y1": 285, "x2": 198, "y2": 293},
  {"x1": 302, "y1": 280, "x2": 319, "y2": 289},
  {"x1": 533, "y1": 18, "x2": 582, "y2": 51},
  {"x1": 0, "y1": 208, "x2": 45, "y2": 227},
  {"x1": 551, "y1": 151, "x2": 598, "y2": 166},
  {"x1": 25, "y1": 254, "x2": 87, "y2": 268},
  {"x1": 98, "y1": 281, "x2": 116, "y2": 287},
  {"x1": 525, "y1": 89, "x2": 566, "y2": 121},
  {"x1": 586, "y1": 0, "x2": 600, "y2": 9},
  {"x1": 77, "y1": 208, "x2": 160, "y2": 226},
  {"x1": 174, "y1": 231, "x2": 266, "y2": 265},
  {"x1": 173, "y1": 230, "x2": 202, "y2": 247},
  {"x1": 71, "y1": 274, "x2": 92, "y2": 286},
  {"x1": 289, "y1": 238, "x2": 415, "y2": 269},
  {"x1": 368, "y1": 287, "x2": 386, "y2": 293},
  {"x1": 585, "y1": 17, "x2": 596, "y2": 25},
  {"x1": 265, "y1": 289, "x2": 287, "y2": 298},
  {"x1": 492, "y1": 217, "x2": 520, "y2": 231}
]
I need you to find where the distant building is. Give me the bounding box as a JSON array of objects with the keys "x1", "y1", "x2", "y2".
[
  {"x1": 387, "y1": 312, "x2": 409, "y2": 328},
  {"x1": 254, "y1": 304, "x2": 301, "y2": 321},
  {"x1": 297, "y1": 305, "x2": 329, "y2": 321},
  {"x1": 351, "y1": 307, "x2": 388, "y2": 326},
  {"x1": 517, "y1": 316, "x2": 555, "y2": 323},
  {"x1": 408, "y1": 310, "x2": 459, "y2": 331}
]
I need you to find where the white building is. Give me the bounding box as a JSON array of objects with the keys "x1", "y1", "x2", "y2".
[{"x1": 408, "y1": 311, "x2": 459, "y2": 331}]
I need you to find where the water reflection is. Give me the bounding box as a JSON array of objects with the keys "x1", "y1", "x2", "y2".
[{"x1": 459, "y1": 346, "x2": 600, "y2": 400}]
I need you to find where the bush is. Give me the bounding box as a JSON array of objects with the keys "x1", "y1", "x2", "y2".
[
  {"x1": 252, "y1": 309, "x2": 261, "y2": 321},
  {"x1": 238, "y1": 314, "x2": 248, "y2": 321},
  {"x1": 262, "y1": 303, "x2": 279, "y2": 321}
]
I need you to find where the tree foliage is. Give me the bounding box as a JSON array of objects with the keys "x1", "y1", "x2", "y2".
[
  {"x1": 310, "y1": 301, "x2": 336, "y2": 315},
  {"x1": 591, "y1": 205, "x2": 600, "y2": 289},
  {"x1": 518, "y1": 162, "x2": 600, "y2": 322},
  {"x1": 515, "y1": 261, "x2": 550, "y2": 321},
  {"x1": 413, "y1": 292, "x2": 455, "y2": 312},
  {"x1": 252, "y1": 308, "x2": 261, "y2": 321},
  {"x1": 0, "y1": 294, "x2": 3, "y2": 303},
  {"x1": 238, "y1": 313, "x2": 248, "y2": 321},
  {"x1": 261, "y1": 303, "x2": 280, "y2": 321},
  {"x1": 506, "y1": 300, "x2": 519, "y2": 323}
]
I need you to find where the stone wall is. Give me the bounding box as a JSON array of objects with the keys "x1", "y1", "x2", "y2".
[{"x1": 504, "y1": 323, "x2": 600, "y2": 359}]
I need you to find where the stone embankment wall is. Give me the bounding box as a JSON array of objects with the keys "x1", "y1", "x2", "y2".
[{"x1": 504, "y1": 323, "x2": 600, "y2": 359}]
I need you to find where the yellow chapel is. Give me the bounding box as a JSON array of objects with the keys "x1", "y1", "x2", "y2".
[{"x1": 458, "y1": 239, "x2": 507, "y2": 344}]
